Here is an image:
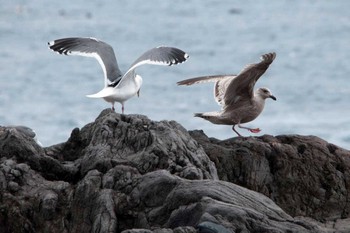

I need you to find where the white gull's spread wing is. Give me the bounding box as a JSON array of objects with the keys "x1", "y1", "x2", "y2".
[
  {"x1": 223, "y1": 52, "x2": 276, "y2": 107},
  {"x1": 177, "y1": 75, "x2": 237, "y2": 107},
  {"x1": 116, "y1": 46, "x2": 189, "y2": 89},
  {"x1": 48, "y1": 37, "x2": 123, "y2": 87}
]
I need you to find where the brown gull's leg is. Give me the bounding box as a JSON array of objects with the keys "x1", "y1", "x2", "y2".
[{"x1": 232, "y1": 125, "x2": 243, "y2": 137}]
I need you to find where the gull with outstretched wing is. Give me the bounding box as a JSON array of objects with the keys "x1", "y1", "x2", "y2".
[
  {"x1": 48, "y1": 37, "x2": 189, "y2": 113},
  {"x1": 177, "y1": 52, "x2": 277, "y2": 136}
]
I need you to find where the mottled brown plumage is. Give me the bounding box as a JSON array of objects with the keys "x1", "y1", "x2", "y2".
[{"x1": 177, "y1": 52, "x2": 277, "y2": 136}]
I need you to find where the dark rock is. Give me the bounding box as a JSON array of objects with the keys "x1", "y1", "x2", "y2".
[
  {"x1": 0, "y1": 110, "x2": 349, "y2": 232},
  {"x1": 69, "y1": 109, "x2": 218, "y2": 180},
  {"x1": 197, "y1": 221, "x2": 232, "y2": 233},
  {"x1": 121, "y1": 230, "x2": 154, "y2": 233},
  {"x1": 189, "y1": 130, "x2": 350, "y2": 221},
  {"x1": 40, "y1": 190, "x2": 58, "y2": 220}
]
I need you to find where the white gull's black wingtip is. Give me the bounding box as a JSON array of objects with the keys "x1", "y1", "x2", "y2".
[
  {"x1": 165, "y1": 48, "x2": 189, "y2": 66},
  {"x1": 47, "y1": 40, "x2": 60, "y2": 54},
  {"x1": 47, "y1": 38, "x2": 74, "y2": 55}
]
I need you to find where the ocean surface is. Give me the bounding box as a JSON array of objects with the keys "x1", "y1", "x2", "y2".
[{"x1": 1, "y1": 1, "x2": 350, "y2": 149}]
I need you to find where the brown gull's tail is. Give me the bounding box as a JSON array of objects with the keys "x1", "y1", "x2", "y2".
[{"x1": 194, "y1": 112, "x2": 225, "y2": 125}]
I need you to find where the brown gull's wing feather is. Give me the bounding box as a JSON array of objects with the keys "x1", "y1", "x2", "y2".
[
  {"x1": 177, "y1": 75, "x2": 237, "y2": 107},
  {"x1": 177, "y1": 75, "x2": 228, "y2": 86},
  {"x1": 223, "y1": 52, "x2": 276, "y2": 108},
  {"x1": 213, "y1": 75, "x2": 237, "y2": 107}
]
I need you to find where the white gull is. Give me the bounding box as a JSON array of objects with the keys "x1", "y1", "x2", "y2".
[{"x1": 48, "y1": 37, "x2": 189, "y2": 113}]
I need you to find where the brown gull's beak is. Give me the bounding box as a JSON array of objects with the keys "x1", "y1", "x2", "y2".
[{"x1": 270, "y1": 95, "x2": 277, "y2": 101}]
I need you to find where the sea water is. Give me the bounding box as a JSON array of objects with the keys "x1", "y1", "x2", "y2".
[{"x1": 0, "y1": 0, "x2": 349, "y2": 149}]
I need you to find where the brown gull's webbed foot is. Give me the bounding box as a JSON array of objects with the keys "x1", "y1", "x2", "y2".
[
  {"x1": 238, "y1": 124, "x2": 261, "y2": 134},
  {"x1": 249, "y1": 128, "x2": 261, "y2": 133}
]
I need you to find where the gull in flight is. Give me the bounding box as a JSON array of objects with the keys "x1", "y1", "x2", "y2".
[
  {"x1": 48, "y1": 37, "x2": 189, "y2": 113},
  {"x1": 177, "y1": 52, "x2": 277, "y2": 136}
]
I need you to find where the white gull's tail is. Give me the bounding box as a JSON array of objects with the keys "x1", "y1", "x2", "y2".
[{"x1": 86, "y1": 88, "x2": 115, "y2": 98}]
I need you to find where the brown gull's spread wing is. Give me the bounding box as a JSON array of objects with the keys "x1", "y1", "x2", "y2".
[
  {"x1": 223, "y1": 52, "x2": 276, "y2": 107},
  {"x1": 177, "y1": 75, "x2": 237, "y2": 107}
]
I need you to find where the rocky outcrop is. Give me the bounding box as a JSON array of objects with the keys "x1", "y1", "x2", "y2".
[
  {"x1": 189, "y1": 130, "x2": 350, "y2": 221},
  {"x1": 0, "y1": 109, "x2": 349, "y2": 233}
]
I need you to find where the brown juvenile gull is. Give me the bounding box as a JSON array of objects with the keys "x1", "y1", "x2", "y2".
[
  {"x1": 177, "y1": 52, "x2": 277, "y2": 136},
  {"x1": 48, "y1": 37, "x2": 189, "y2": 113}
]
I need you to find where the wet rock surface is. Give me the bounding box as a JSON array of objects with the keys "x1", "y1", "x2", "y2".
[{"x1": 0, "y1": 109, "x2": 349, "y2": 233}]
